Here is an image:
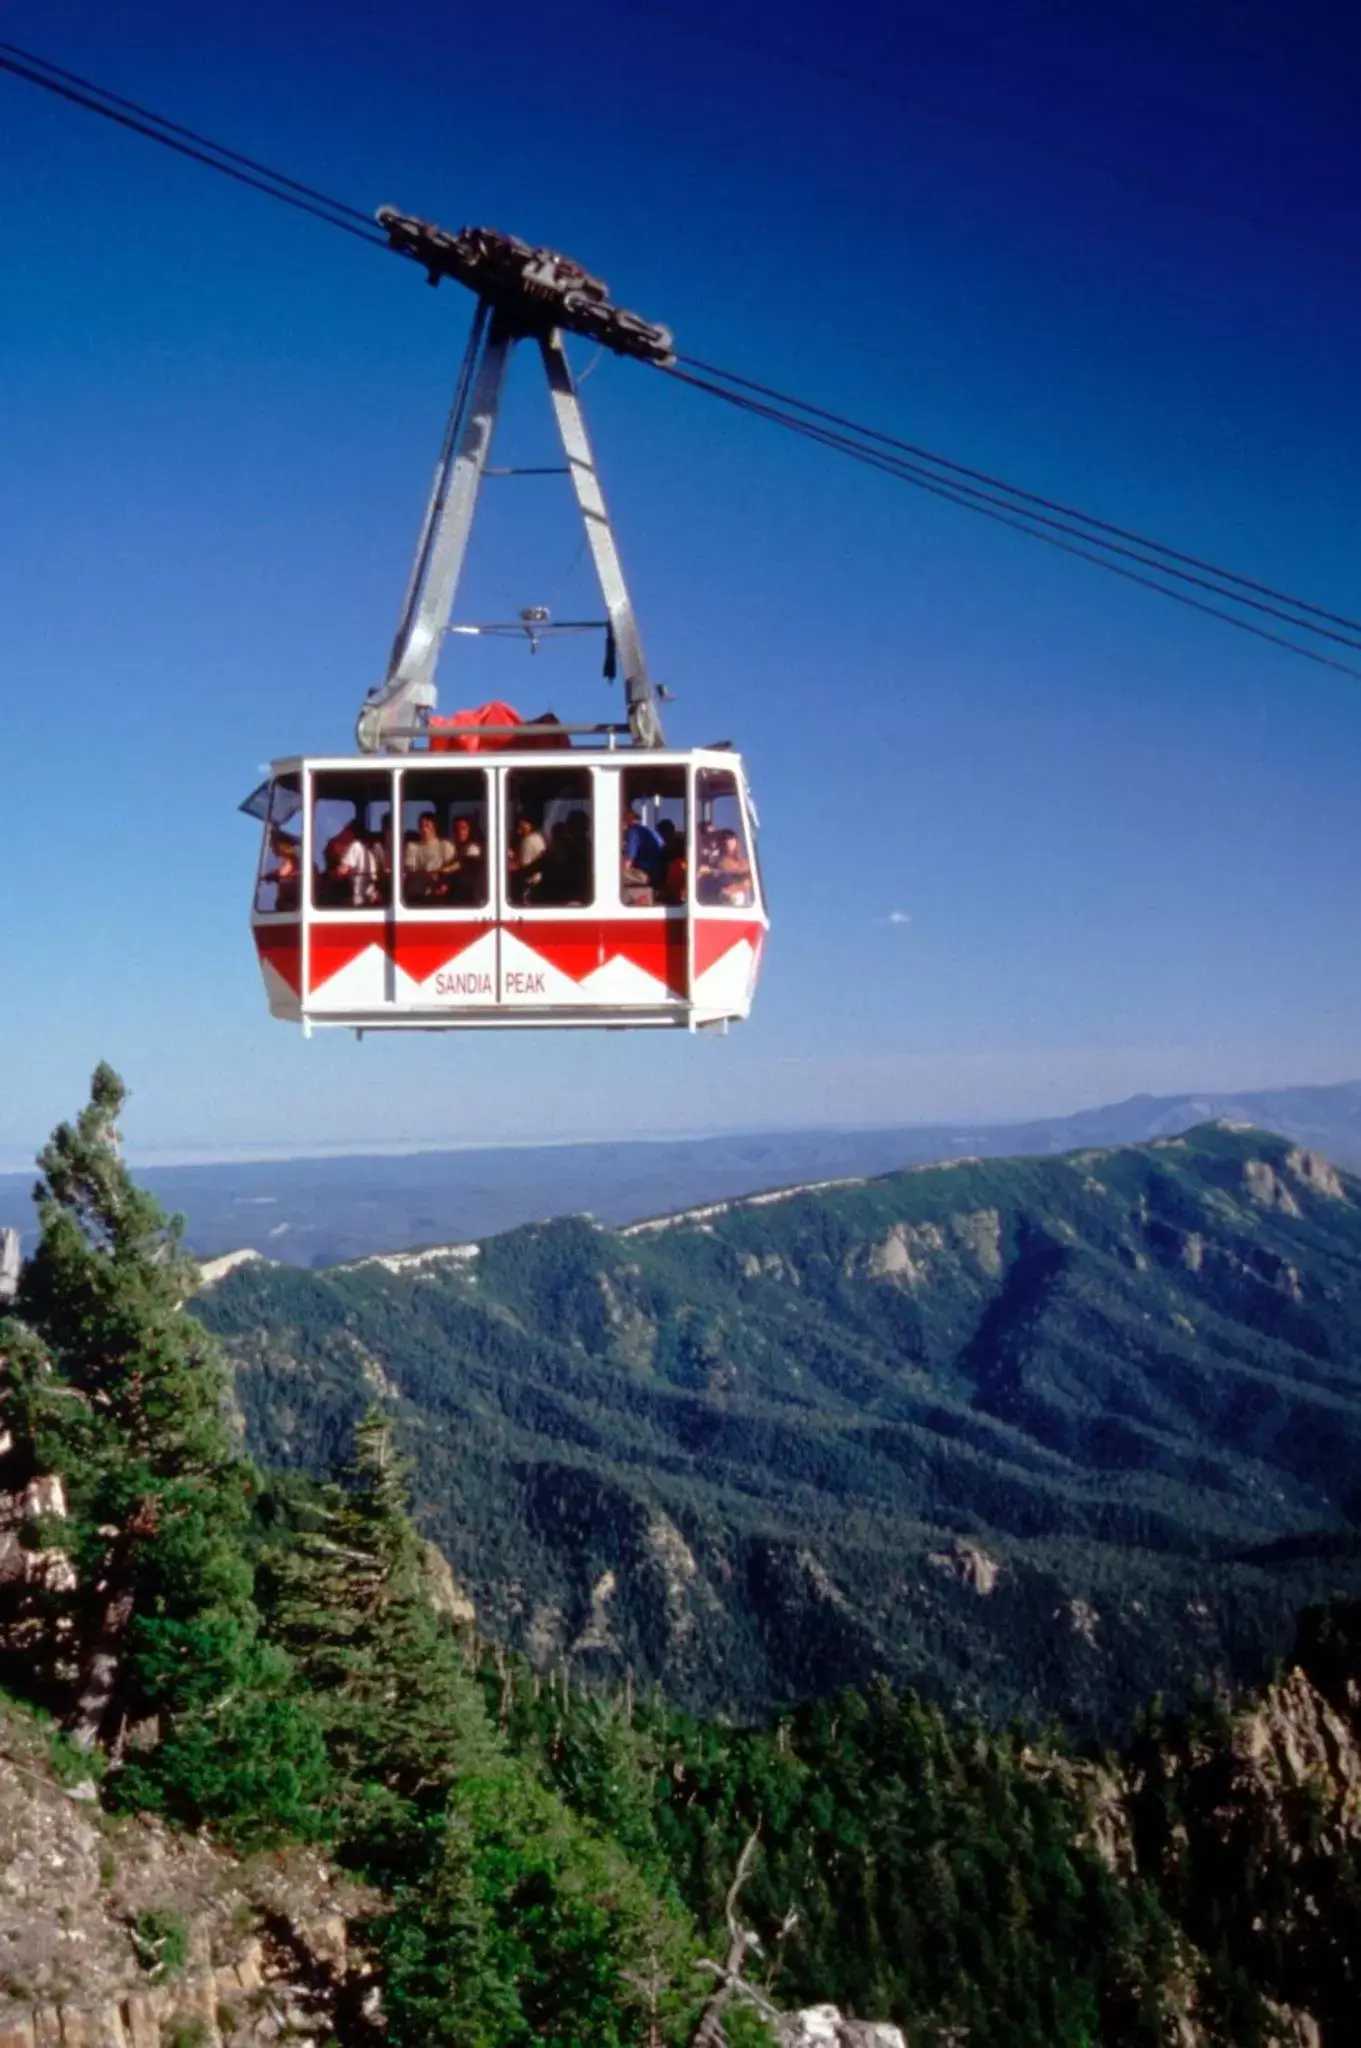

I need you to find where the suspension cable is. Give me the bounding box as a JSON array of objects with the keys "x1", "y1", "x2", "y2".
[
  {"x1": 659, "y1": 365, "x2": 1361, "y2": 682},
  {"x1": 5, "y1": 35, "x2": 1356, "y2": 681},
  {"x1": 668, "y1": 355, "x2": 1361, "y2": 645},
  {"x1": 0, "y1": 40, "x2": 387, "y2": 248}
]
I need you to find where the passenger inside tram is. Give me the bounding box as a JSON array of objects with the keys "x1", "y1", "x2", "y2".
[
  {"x1": 264, "y1": 830, "x2": 301, "y2": 913},
  {"x1": 619, "y1": 769, "x2": 687, "y2": 908},
  {"x1": 397, "y1": 772, "x2": 488, "y2": 909},
  {"x1": 622, "y1": 804, "x2": 664, "y2": 902},
  {"x1": 311, "y1": 774, "x2": 394, "y2": 910},
  {"x1": 655, "y1": 818, "x2": 686, "y2": 904},
  {"x1": 692, "y1": 766, "x2": 756, "y2": 908},
  {"x1": 507, "y1": 768, "x2": 594, "y2": 907},
  {"x1": 404, "y1": 810, "x2": 454, "y2": 896},
  {"x1": 445, "y1": 814, "x2": 486, "y2": 905},
  {"x1": 541, "y1": 812, "x2": 592, "y2": 906},
  {"x1": 696, "y1": 826, "x2": 753, "y2": 906},
  {"x1": 322, "y1": 819, "x2": 388, "y2": 908},
  {"x1": 507, "y1": 814, "x2": 548, "y2": 903}
]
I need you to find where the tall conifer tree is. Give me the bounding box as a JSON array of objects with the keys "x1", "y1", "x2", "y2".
[
  {"x1": 0, "y1": 1064, "x2": 328, "y2": 1832},
  {"x1": 268, "y1": 1402, "x2": 500, "y2": 1845}
]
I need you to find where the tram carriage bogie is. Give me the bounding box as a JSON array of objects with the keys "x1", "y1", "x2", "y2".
[{"x1": 248, "y1": 746, "x2": 765, "y2": 1034}]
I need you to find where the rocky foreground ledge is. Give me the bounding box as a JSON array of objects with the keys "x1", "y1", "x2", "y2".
[
  {"x1": 0, "y1": 1697, "x2": 907, "y2": 2048},
  {"x1": 0, "y1": 1699, "x2": 375, "y2": 2048}
]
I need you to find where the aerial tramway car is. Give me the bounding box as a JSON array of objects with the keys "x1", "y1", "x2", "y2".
[{"x1": 244, "y1": 215, "x2": 766, "y2": 1035}]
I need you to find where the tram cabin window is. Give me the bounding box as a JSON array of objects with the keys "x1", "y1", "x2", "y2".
[
  {"x1": 620, "y1": 767, "x2": 687, "y2": 907},
  {"x1": 696, "y1": 769, "x2": 755, "y2": 907},
  {"x1": 399, "y1": 770, "x2": 488, "y2": 909},
  {"x1": 312, "y1": 772, "x2": 393, "y2": 910},
  {"x1": 254, "y1": 773, "x2": 303, "y2": 915},
  {"x1": 507, "y1": 768, "x2": 594, "y2": 907}
]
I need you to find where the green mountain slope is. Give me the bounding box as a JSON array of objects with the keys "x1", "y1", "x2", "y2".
[{"x1": 197, "y1": 1124, "x2": 1361, "y2": 1733}]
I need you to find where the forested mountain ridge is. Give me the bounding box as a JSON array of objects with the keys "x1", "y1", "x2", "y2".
[
  {"x1": 3, "y1": 1068, "x2": 1359, "y2": 2046},
  {"x1": 198, "y1": 1122, "x2": 1361, "y2": 1733}
]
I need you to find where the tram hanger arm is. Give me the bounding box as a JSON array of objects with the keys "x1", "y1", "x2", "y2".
[
  {"x1": 357, "y1": 300, "x2": 510, "y2": 754},
  {"x1": 358, "y1": 271, "x2": 668, "y2": 752}
]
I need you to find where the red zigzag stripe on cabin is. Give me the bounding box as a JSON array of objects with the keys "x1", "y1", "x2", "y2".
[
  {"x1": 505, "y1": 919, "x2": 688, "y2": 996},
  {"x1": 299, "y1": 922, "x2": 493, "y2": 994},
  {"x1": 254, "y1": 927, "x2": 302, "y2": 996},
  {"x1": 259, "y1": 916, "x2": 755, "y2": 998},
  {"x1": 693, "y1": 919, "x2": 764, "y2": 981},
  {"x1": 306, "y1": 924, "x2": 383, "y2": 994},
  {"x1": 390, "y1": 922, "x2": 496, "y2": 987}
]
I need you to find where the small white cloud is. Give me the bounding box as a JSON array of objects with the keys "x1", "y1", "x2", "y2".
[{"x1": 886, "y1": 910, "x2": 912, "y2": 926}]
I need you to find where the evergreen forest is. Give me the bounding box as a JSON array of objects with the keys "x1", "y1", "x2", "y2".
[
  {"x1": 199, "y1": 1116, "x2": 1361, "y2": 1735},
  {"x1": 1, "y1": 1067, "x2": 1358, "y2": 2045}
]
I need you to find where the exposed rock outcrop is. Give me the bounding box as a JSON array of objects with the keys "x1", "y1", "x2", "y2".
[
  {"x1": 926, "y1": 1541, "x2": 1001, "y2": 1595},
  {"x1": 1243, "y1": 1157, "x2": 1303, "y2": 1215},
  {"x1": 0, "y1": 1232, "x2": 18, "y2": 1305},
  {"x1": 1285, "y1": 1148, "x2": 1346, "y2": 1201},
  {"x1": 775, "y1": 2008, "x2": 907, "y2": 2047},
  {"x1": 421, "y1": 1538, "x2": 476, "y2": 1629},
  {"x1": 0, "y1": 1705, "x2": 376, "y2": 2047}
]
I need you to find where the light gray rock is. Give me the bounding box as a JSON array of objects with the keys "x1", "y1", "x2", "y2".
[
  {"x1": 0, "y1": 1228, "x2": 19, "y2": 1303},
  {"x1": 775, "y1": 2005, "x2": 908, "y2": 2048}
]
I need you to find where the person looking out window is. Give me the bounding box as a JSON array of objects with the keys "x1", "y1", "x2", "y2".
[
  {"x1": 622, "y1": 805, "x2": 664, "y2": 893},
  {"x1": 404, "y1": 811, "x2": 455, "y2": 900},
  {"x1": 325, "y1": 819, "x2": 384, "y2": 907},
  {"x1": 445, "y1": 813, "x2": 486, "y2": 906},
  {"x1": 509, "y1": 814, "x2": 548, "y2": 904},
  {"x1": 265, "y1": 832, "x2": 300, "y2": 913}
]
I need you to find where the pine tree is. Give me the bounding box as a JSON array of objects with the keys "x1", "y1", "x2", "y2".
[
  {"x1": 269, "y1": 1408, "x2": 696, "y2": 2044},
  {"x1": 266, "y1": 1403, "x2": 502, "y2": 1853},
  {"x1": 0, "y1": 1064, "x2": 329, "y2": 1834}
]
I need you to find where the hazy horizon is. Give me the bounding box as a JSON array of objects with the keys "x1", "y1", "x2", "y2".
[{"x1": 2, "y1": 1067, "x2": 1357, "y2": 1177}]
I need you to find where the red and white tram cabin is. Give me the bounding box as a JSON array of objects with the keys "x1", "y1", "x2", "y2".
[{"x1": 249, "y1": 740, "x2": 766, "y2": 1033}]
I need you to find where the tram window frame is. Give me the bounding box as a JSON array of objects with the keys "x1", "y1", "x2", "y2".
[
  {"x1": 505, "y1": 767, "x2": 595, "y2": 909},
  {"x1": 619, "y1": 767, "x2": 687, "y2": 909},
  {"x1": 254, "y1": 773, "x2": 303, "y2": 916},
  {"x1": 310, "y1": 770, "x2": 395, "y2": 913},
  {"x1": 397, "y1": 768, "x2": 489, "y2": 912},
  {"x1": 695, "y1": 768, "x2": 757, "y2": 909}
]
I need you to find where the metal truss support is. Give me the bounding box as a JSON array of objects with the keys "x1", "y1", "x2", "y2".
[
  {"x1": 539, "y1": 331, "x2": 662, "y2": 749},
  {"x1": 357, "y1": 301, "x2": 665, "y2": 753},
  {"x1": 357, "y1": 303, "x2": 514, "y2": 752}
]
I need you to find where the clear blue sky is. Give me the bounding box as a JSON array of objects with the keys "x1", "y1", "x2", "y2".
[{"x1": 2, "y1": 0, "x2": 1359, "y2": 1165}]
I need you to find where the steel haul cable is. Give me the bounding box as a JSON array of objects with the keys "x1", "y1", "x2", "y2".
[
  {"x1": 659, "y1": 365, "x2": 1361, "y2": 683},
  {"x1": 668, "y1": 356, "x2": 1361, "y2": 645},
  {"x1": 0, "y1": 40, "x2": 387, "y2": 247},
  {"x1": 4, "y1": 36, "x2": 1357, "y2": 680}
]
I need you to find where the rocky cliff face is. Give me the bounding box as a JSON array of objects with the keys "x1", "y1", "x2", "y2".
[
  {"x1": 0, "y1": 1700, "x2": 376, "y2": 2047},
  {"x1": 0, "y1": 1696, "x2": 918, "y2": 2048},
  {"x1": 1083, "y1": 1606, "x2": 1361, "y2": 2047}
]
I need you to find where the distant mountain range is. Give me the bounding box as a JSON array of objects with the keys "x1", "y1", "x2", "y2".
[
  {"x1": 6, "y1": 1078, "x2": 1361, "y2": 1267},
  {"x1": 197, "y1": 1122, "x2": 1361, "y2": 1736}
]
